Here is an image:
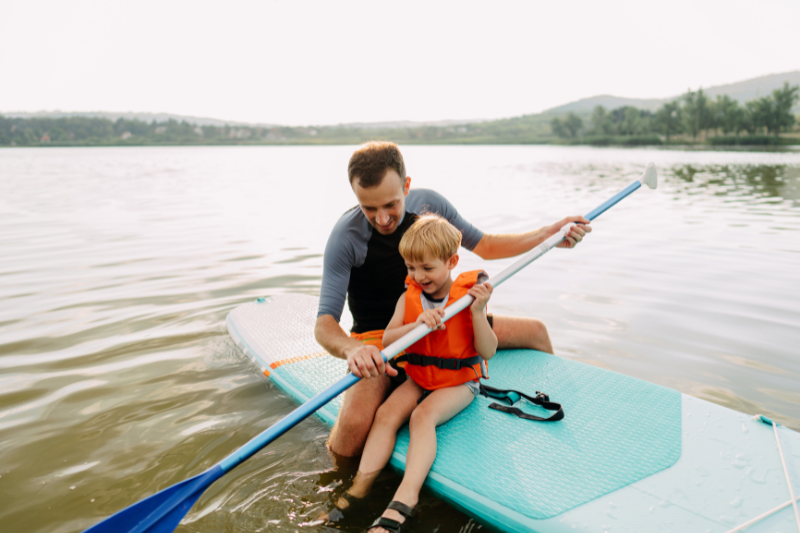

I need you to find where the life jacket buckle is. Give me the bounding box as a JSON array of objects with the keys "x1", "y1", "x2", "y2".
[{"x1": 535, "y1": 391, "x2": 550, "y2": 403}]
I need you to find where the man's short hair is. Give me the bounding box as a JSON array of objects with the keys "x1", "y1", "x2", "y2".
[
  {"x1": 399, "y1": 215, "x2": 462, "y2": 263},
  {"x1": 348, "y1": 141, "x2": 406, "y2": 188}
]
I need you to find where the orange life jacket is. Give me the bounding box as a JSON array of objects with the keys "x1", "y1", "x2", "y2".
[{"x1": 402, "y1": 270, "x2": 487, "y2": 390}]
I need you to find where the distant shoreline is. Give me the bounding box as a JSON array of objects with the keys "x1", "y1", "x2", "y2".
[
  {"x1": 5, "y1": 72, "x2": 798, "y2": 149},
  {"x1": 2, "y1": 118, "x2": 797, "y2": 149}
]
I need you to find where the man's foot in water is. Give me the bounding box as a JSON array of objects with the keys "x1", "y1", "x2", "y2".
[{"x1": 313, "y1": 470, "x2": 380, "y2": 524}]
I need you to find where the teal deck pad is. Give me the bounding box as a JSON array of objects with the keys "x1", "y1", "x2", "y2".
[
  {"x1": 271, "y1": 356, "x2": 347, "y2": 426},
  {"x1": 396, "y1": 350, "x2": 682, "y2": 519}
]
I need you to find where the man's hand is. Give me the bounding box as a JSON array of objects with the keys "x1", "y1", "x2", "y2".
[
  {"x1": 343, "y1": 343, "x2": 398, "y2": 379},
  {"x1": 549, "y1": 216, "x2": 592, "y2": 249}
]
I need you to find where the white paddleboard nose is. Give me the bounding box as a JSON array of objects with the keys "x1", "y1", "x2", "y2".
[{"x1": 640, "y1": 162, "x2": 658, "y2": 189}]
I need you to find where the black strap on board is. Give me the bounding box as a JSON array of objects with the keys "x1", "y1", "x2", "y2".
[
  {"x1": 394, "y1": 354, "x2": 563, "y2": 422},
  {"x1": 479, "y1": 384, "x2": 564, "y2": 422}
]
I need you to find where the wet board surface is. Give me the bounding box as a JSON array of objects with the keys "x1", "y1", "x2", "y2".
[{"x1": 227, "y1": 294, "x2": 800, "y2": 533}]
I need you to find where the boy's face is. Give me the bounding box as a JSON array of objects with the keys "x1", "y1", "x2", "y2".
[
  {"x1": 405, "y1": 253, "x2": 459, "y2": 298},
  {"x1": 351, "y1": 169, "x2": 411, "y2": 235}
]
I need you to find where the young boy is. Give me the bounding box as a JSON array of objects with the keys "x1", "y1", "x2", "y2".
[{"x1": 334, "y1": 214, "x2": 496, "y2": 532}]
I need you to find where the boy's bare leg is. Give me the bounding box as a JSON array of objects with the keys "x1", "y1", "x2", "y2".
[
  {"x1": 349, "y1": 379, "x2": 423, "y2": 496},
  {"x1": 328, "y1": 375, "x2": 393, "y2": 457},
  {"x1": 492, "y1": 315, "x2": 553, "y2": 354},
  {"x1": 373, "y1": 385, "x2": 474, "y2": 532}
]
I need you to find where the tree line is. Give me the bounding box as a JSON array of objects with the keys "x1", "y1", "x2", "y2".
[
  {"x1": 0, "y1": 115, "x2": 323, "y2": 146},
  {"x1": 551, "y1": 82, "x2": 800, "y2": 144},
  {"x1": 0, "y1": 115, "x2": 509, "y2": 146}
]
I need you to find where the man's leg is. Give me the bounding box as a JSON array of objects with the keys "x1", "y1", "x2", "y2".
[
  {"x1": 328, "y1": 374, "x2": 392, "y2": 457},
  {"x1": 492, "y1": 315, "x2": 554, "y2": 354}
]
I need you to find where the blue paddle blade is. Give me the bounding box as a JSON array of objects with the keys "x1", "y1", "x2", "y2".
[{"x1": 83, "y1": 466, "x2": 225, "y2": 533}]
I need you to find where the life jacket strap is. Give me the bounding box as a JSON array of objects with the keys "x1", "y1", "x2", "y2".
[
  {"x1": 395, "y1": 353, "x2": 483, "y2": 371},
  {"x1": 479, "y1": 384, "x2": 564, "y2": 422}
]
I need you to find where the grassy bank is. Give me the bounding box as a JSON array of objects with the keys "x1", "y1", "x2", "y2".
[
  {"x1": 2, "y1": 114, "x2": 798, "y2": 148},
  {"x1": 706, "y1": 135, "x2": 800, "y2": 146}
]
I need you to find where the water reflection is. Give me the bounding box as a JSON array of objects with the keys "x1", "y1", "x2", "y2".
[{"x1": 671, "y1": 163, "x2": 800, "y2": 203}]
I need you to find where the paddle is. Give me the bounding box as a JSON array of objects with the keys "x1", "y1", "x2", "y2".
[{"x1": 83, "y1": 163, "x2": 658, "y2": 533}]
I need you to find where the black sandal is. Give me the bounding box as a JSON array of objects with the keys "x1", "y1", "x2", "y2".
[
  {"x1": 323, "y1": 491, "x2": 366, "y2": 524},
  {"x1": 367, "y1": 501, "x2": 415, "y2": 532}
]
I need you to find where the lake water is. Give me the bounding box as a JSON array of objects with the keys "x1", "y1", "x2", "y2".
[{"x1": 1, "y1": 145, "x2": 799, "y2": 532}]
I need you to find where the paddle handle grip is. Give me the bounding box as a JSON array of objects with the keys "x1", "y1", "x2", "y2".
[{"x1": 586, "y1": 161, "x2": 655, "y2": 221}]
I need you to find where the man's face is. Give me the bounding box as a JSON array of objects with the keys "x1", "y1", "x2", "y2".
[{"x1": 351, "y1": 169, "x2": 411, "y2": 235}]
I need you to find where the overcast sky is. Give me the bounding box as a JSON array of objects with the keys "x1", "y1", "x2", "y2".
[{"x1": 1, "y1": 0, "x2": 798, "y2": 126}]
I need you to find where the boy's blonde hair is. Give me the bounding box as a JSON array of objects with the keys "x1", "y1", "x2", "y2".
[{"x1": 399, "y1": 215, "x2": 462, "y2": 262}]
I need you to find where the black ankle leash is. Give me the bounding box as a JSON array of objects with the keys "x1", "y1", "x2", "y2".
[{"x1": 479, "y1": 384, "x2": 564, "y2": 422}]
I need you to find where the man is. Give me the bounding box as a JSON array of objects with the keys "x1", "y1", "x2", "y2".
[{"x1": 315, "y1": 141, "x2": 590, "y2": 457}]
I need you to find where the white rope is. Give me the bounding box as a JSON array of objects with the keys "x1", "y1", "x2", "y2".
[
  {"x1": 725, "y1": 416, "x2": 800, "y2": 533},
  {"x1": 774, "y1": 420, "x2": 800, "y2": 533},
  {"x1": 725, "y1": 495, "x2": 800, "y2": 533}
]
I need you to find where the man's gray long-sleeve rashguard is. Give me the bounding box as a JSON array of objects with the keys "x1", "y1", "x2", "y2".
[{"x1": 318, "y1": 188, "x2": 484, "y2": 334}]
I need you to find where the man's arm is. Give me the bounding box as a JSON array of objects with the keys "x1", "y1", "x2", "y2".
[
  {"x1": 472, "y1": 215, "x2": 592, "y2": 260},
  {"x1": 315, "y1": 213, "x2": 396, "y2": 379},
  {"x1": 314, "y1": 315, "x2": 398, "y2": 379},
  {"x1": 406, "y1": 190, "x2": 591, "y2": 259},
  {"x1": 315, "y1": 314, "x2": 363, "y2": 360}
]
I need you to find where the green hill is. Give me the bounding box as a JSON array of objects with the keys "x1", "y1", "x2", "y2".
[{"x1": 545, "y1": 71, "x2": 800, "y2": 116}]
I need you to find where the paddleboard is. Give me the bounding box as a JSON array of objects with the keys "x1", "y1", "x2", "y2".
[{"x1": 227, "y1": 293, "x2": 800, "y2": 533}]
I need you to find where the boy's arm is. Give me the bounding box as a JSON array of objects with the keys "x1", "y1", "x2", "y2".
[{"x1": 469, "y1": 283, "x2": 498, "y2": 360}]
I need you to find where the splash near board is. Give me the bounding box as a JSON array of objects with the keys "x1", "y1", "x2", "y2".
[{"x1": 227, "y1": 293, "x2": 800, "y2": 533}]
